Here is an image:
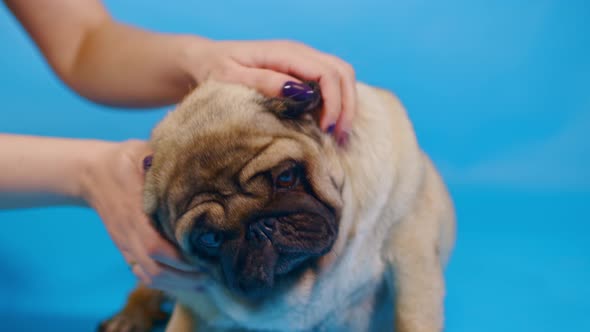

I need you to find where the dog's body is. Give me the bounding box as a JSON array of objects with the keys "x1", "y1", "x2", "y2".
[{"x1": 103, "y1": 81, "x2": 455, "y2": 332}]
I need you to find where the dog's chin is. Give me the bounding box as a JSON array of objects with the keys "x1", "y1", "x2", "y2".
[
  {"x1": 225, "y1": 242, "x2": 335, "y2": 300},
  {"x1": 223, "y1": 255, "x2": 315, "y2": 302},
  {"x1": 222, "y1": 270, "x2": 273, "y2": 302},
  {"x1": 231, "y1": 283, "x2": 272, "y2": 302},
  {"x1": 226, "y1": 271, "x2": 301, "y2": 302}
]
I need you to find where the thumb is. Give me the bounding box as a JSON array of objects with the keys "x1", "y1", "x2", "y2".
[
  {"x1": 150, "y1": 240, "x2": 202, "y2": 273},
  {"x1": 139, "y1": 216, "x2": 201, "y2": 272}
]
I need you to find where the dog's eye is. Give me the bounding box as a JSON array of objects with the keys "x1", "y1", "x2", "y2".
[
  {"x1": 276, "y1": 167, "x2": 299, "y2": 189},
  {"x1": 198, "y1": 231, "x2": 224, "y2": 248}
]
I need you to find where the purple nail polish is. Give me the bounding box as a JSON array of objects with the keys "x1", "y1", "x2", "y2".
[
  {"x1": 143, "y1": 155, "x2": 153, "y2": 171},
  {"x1": 282, "y1": 81, "x2": 315, "y2": 102},
  {"x1": 327, "y1": 124, "x2": 336, "y2": 134}
]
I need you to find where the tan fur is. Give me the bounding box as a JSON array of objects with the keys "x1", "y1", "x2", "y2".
[
  {"x1": 144, "y1": 81, "x2": 455, "y2": 332},
  {"x1": 98, "y1": 284, "x2": 167, "y2": 332}
]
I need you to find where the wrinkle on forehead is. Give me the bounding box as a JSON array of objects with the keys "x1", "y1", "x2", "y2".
[
  {"x1": 239, "y1": 138, "x2": 306, "y2": 185},
  {"x1": 162, "y1": 132, "x2": 274, "y2": 222},
  {"x1": 160, "y1": 130, "x2": 325, "y2": 224}
]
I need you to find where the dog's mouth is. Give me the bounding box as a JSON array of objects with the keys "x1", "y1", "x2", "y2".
[{"x1": 217, "y1": 209, "x2": 337, "y2": 300}]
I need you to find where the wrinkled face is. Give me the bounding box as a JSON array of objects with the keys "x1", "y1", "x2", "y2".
[{"x1": 144, "y1": 81, "x2": 343, "y2": 299}]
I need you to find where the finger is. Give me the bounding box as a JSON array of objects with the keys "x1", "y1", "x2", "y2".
[
  {"x1": 129, "y1": 234, "x2": 165, "y2": 279},
  {"x1": 132, "y1": 263, "x2": 152, "y2": 286},
  {"x1": 151, "y1": 269, "x2": 207, "y2": 292},
  {"x1": 253, "y1": 61, "x2": 341, "y2": 131},
  {"x1": 107, "y1": 214, "x2": 163, "y2": 281},
  {"x1": 233, "y1": 42, "x2": 344, "y2": 130},
  {"x1": 229, "y1": 67, "x2": 301, "y2": 97},
  {"x1": 231, "y1": 66, "x2": 345, "y2": 134},
  {"x1": 151, "y1": 251, "x2": 204, "y2": 273},
  {"x1": 333, "y1": 65, "x2": 357, "y2": 141},
  {"x1": 305, "y1": 53, "x2": 356, "y2": 139},
  {"x1": 296, "y1": 53, "x2": 344, "y2": 131},
  {"x1": 100, "y1": 212, "x2": 145, "y2": 273},
  {"x1": 133, "y1": 213, "x2": 202, "y2": 273},
  {"x1": 129, "y1": 246, "x2": 204, "y2": 291}
]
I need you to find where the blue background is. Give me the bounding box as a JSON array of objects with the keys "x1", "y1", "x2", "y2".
[{"x1": 1, "y1": 0, "x2": 588, "y2": 331}]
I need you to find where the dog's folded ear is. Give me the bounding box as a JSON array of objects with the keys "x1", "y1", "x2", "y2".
[{"x1": 265, "y1": 81, "x2": 323, "y2": 120}]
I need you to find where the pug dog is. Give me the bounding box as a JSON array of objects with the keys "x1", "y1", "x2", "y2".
[{"x1": 99, "y1": 80, "x2": 455, "y2": 332}]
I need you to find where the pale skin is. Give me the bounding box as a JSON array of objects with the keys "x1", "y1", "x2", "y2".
[{"x1": 1, "y1": 0, "x2": 356, "y2": 291}]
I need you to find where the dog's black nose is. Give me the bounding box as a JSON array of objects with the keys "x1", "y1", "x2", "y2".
[{"x1": 247, "y1": 218, "x2": 276, "y2": 243}]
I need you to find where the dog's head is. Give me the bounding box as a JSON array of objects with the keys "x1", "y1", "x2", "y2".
[{"x1": 144, "y1": 81, "x2": 344, "y2": 300}]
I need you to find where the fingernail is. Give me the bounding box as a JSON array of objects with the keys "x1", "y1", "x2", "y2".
[
  {"x1": 143, "y1": 155, "x2": 153, "y2": 171},
  {"x1": 282, "y1": 81, "x2": 315, "y2": 102},
  {"x1": 326, "y1": 123, "x2": 336, "y2": 134},
  {"x1": 195, "y1": 285, "x2": 205, "y2": 292}
]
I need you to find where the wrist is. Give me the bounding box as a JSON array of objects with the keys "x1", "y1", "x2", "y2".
[{"x1": 0, "y1": 135, "x2": 116, "y2": 209}]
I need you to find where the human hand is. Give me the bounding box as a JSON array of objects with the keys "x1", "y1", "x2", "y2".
[
  {"x1": 82, "y1": 140, "x2": 202, "y2": 291},
  {"x1": 184, "y1": 39, "x2": 357, "y2": 144}
]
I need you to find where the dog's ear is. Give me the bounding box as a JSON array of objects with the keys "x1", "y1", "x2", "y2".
[{"x1": 265, "y1": 81, "x2": 323, "y2": 120}]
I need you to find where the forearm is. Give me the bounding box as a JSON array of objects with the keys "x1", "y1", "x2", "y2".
[
  {"x1": 0, "y1": 134, "x2": 111, "y2": 209},
  {"x1": 5, "y1": 0, "x2": 207, "y2": 108},
  {"x1": 63, "y1": 22, "x2": 207, "y2": 108}
]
